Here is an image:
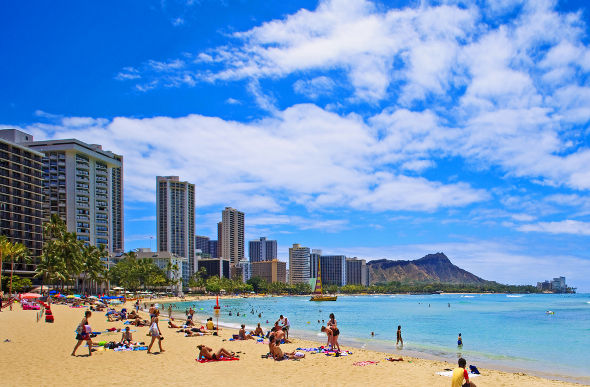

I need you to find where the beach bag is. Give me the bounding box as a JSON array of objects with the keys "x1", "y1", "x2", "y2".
[
  {"x1": 469, "y1": 365, "x2": 480, "y2": 374},
  {"x1": 84, "y1": 325, "x2": 92, "y2": 333}
]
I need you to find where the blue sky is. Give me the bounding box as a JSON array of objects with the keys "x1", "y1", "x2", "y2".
[{"x1": 2, "y1": 0, "x2": 590, "y2": 291}]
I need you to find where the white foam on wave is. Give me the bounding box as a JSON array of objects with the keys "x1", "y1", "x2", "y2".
[
  {"x1": 462, "y1": 295, "x2": 474, "y2": 298},
  {"x1": 507, "y1": 295, "x2": 523, "y2": 298}
]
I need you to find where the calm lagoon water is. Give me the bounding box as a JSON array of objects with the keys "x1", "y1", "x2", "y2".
[{"x1": 165, "y1": 293, "x2": 590, "y2": 384}]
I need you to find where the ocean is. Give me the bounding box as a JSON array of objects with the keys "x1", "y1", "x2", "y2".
[{"x1": 163, "y1": 293, "x2": 590, "y2": 384}]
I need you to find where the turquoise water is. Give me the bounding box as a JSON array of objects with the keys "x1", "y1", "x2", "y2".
[{"x1": 165, "y1": 294, "x2": 590, "y2": 384}]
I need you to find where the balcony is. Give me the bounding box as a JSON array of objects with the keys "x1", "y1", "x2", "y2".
[{"x1": 76, "y1": 203, "x2": 89, "y2": 208}]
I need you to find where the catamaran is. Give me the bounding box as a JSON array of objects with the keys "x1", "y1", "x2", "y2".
[{"x1": 310, "y1": 257, "x2": 337, "y2": 301}]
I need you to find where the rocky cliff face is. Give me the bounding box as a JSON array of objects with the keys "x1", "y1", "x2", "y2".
[{"x1": 367, "y1": 252, "x2": 487, "y2": 285}]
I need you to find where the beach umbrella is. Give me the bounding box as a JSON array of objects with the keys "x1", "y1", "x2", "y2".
[
  {"x1": 20, "y1": 293, "x2": 42, "y2": 299},
  {"x1": 88, "y1": 296, "x2": 98, "y2": 299},
  {"x1": 49, "y1": 290, "x2": 57, "y2": 294},
  {"x1": 66, "y1": 295, "x2": 79, "y2": 299}
]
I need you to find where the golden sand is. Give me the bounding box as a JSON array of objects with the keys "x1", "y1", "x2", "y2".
[{"x1": 0, "y1": 301, "x2": 583, "y2": 387}]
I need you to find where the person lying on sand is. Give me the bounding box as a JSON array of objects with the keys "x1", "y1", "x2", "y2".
[
  {"x1": 168, "y1": 321, "x2": 181, "y2": 328},
  {"x1": 197, "y1": 345, "x2": 234, "y2": 360},
  {"x1": 128, "y1": 310, "x2": 139, "y2": 320},
  {"x1": 134, "y1": 317, "x2": 149, "y2": 327},
  {"x1": 272, "y1": 338, "x2": 304, "y2": 360},
  {"x1": 239, "y1": 324, "x2": 255, "y2": 340}
]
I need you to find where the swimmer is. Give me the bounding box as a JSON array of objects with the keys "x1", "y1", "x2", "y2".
[{"x1": 457, "y1": 333, "x2": 463, "y2": 346}]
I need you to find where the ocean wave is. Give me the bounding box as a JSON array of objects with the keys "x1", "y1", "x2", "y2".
[{"x1": 507, "y1": 295, "x2": 523, "y2": 298}]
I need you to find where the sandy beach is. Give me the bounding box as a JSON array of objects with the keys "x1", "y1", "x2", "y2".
[{"x1": 0, "y1": 301, "x2": 584, "y2": 387}]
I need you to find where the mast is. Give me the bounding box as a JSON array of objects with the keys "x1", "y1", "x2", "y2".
[{"x1": 314, "y1": 256, "x2": 323, "y2": 295}]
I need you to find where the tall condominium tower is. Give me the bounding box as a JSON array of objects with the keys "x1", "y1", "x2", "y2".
[
  {"x1": 320, "y1": 255, "x2": 347, "y2": 286},
  {"x1": 248, "y1": 237, "x2": 277, "y2": 262},
  {"x1": 221, "y1": 207, "x2": 244, "y2": 265},
  {"x1": 14, "y1": 130, "x2": 124, "y2": 253},
  {"x1": 309, "y1": 249, "x2": 322, "y2": 279},
  {"x1": 289, "y1": 243, "x2": 310, "y2": 284},
  {"x1": 157, "y1": 176, "x2": 195, "y2": 275},
  {"x1": 0, "y1": 130, "x2": 44, "y2": 276},
  {"x1": 217, "y1": 221, "x2": 223, "y2": 258}
]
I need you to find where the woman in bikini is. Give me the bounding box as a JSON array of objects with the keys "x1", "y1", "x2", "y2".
[
  {"x1": 327, "y1": 313, "x2": 341, "y2": 352},
  {"x1": 71, "y1": 310, "x2": 93, "y2": 356},
  {"x1": 197, "y1": 344, "x2": 234, "y2": 360}
]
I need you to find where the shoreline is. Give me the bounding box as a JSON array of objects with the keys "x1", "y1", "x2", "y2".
[
  {"x1": 156, "y1": 297, "x2": 589, "y2": 385},
  {"x1": 0, "y1": 300, "x2": 586, "y2": 386}
]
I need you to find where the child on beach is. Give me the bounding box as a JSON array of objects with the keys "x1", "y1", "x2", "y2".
[
  {"x1": 452, "y1": 357, "x2": 476, "y2": 387},
  {"x1": 71, "y1": 310, "x2": 93, "y2": 357}
]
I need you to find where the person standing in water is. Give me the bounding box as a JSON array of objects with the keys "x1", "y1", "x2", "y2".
[
  {"x1": 457, "y1": 333, "x2": 463, "y2": 346},
  {"x1": 396, "y1": 325, "x2": 403, "y2": 347}
]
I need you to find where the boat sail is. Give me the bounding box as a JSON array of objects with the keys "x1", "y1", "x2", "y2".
[{"x1": 310, "y1": 256, "x2": 337, "y2": 301}]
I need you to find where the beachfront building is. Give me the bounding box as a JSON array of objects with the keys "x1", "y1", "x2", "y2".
[
  {"x1": 537, "y1": 276, "x2": 568, "y2": 293},
  {"x1": 231, "y1": 259, "x2": 251, "y2": 282},
  {"x1": 346, "y1": 257, "x2": 369, "y2": 286},
  {"x1": 156, "y1": 176, "x2": 195, "y2": 280},
  {"x1": 135, "y1": 248, "x2": 186, "y2": 292},
  {"x1": 195, "y1": 235, "x2": 210, "y2": 256},
  {"x1": 0, "y1": 130, "x2": 44, "y2": 277},
  {"x1": 197, "y1": 257, "x2": 230, "y2": 279},
  {"x1": 6, "y1": 129, "x2": 124, "y2": 253},
  {"x1": 309, "y1": 249, "x2": 322, "y2": 279},
  {"x1": 221, "y1": 207, "x2": 245, "y2": 265},
  {"x1": 320, "y1": 255, "x2": 347, "y2": 286},
  {"x1": 251, "y1": 259, "x2": 287, "y2": 284},
  {"x1": 249, "y1": 236, "x2": 277, "y2": 262},
  {"x1": 289, "y1": 243, "x2": 310, "y2": 284}
]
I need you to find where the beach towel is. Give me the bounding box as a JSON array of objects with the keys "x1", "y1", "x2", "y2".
[
  {"x1": 436, "y1": 371, "x2": 480, "y2": 378},
  {"x1": 196, "y1": 357, "x2": 240, "y2": 363},
  {"x1": 353, "y1": 361, "x2": 378, "y2": 366}
]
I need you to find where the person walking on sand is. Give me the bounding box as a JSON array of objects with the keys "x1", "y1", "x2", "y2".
[
  {"x1": 452, "y1": 357, "x2": 476, "y2": 387},
  {"x1": 147, "y1": 309, "x2": 164, "y2": 354},
  {"x1": 168, "y1": 305, "x2": 172, "y2": 319},
  {"x1": 71, "y1": 310, "x2": 93, "y2": 356},
  {"x1": 396, "y1": 325, "x2": 403, "y2": 347}
]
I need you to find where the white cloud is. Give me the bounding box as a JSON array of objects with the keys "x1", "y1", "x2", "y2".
[
  {"x1": 172, "y1": 17, "x2": 184, "y2": 26},
  {"x1": 517, "y1": 219, "x2": 590, "y2": 236},
  {"x1": 20, "y1": 103, "x2": 485, "y2": 214},
  {"x1": 293, "y1": 76, "x2": 335, "y2": 99},
  {"x1": 225, "y1": 97, "x2": 241, "y2": 105}
]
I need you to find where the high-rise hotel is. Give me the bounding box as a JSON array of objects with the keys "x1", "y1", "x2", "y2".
[
  {"x1": 1, "y1": 129, "x2": 124, "y2": 254},
  {"x1": 221, "y1": 207, "x2": 244, "y2": 265},
  {"x1": 0, "y1": 130, "x2": 44, "y2": 276},
  {"x1": 157, "y1": 176, "x2": 194, "y2": 277}
]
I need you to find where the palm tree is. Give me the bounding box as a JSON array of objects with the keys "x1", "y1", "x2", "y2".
[
  {"x1": 0, "y1": 235, "x2": 10, "y2": 295},
  {"x1": 7, "y1": 242, "x2": 28, "y2": 298}
]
